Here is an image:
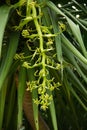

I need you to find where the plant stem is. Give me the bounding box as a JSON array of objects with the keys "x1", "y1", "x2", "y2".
[
  {"x1": 26, "y1": 0, "x2": 32, "y2": 17},
  {"x1": 32, "y1": 3, "x2": 46, "y2": 83}
]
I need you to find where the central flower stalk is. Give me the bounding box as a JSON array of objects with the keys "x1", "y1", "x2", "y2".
[{"x1": 32, "y1": 3, "x2": 46, "y2": 90}]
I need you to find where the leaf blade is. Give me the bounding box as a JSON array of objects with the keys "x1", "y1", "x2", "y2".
[
  {"x1": 0, "y1": 31, "x2": 20, "y2": 90},
  {"x1": 0, "y1": 5, "x2": 12, "y2": 58}
]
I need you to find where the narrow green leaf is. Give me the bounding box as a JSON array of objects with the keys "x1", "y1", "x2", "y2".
[
  {"x1": 63, "y1": 45, "x2": 87, "y2": 83},
  {"x1": 62, "y1": 34, "x2": 87, "y2": 65},
  {"x1": 63, "y1": 74, "x2": 80, "y2": 129},
  {"x1": 66, "y1": 68, "x2": 87, "y2": 99},
  {"x1": 8, "y1": 60, "x2": 20, "y2": 76},
  {"x1": 0, "y1": 78, "x2": 8, "y2": 130},
  {"x1": 47, "y1": 73, "x2": 58, "y2": 130},
  {"x1": 79, "y1": 19, "x2": 87, "y2": 27},
  {"x1": 70, "y1": 87, "x2": 87, "y2": 111},
  {"x1": 5, "y1": 78, "x2": 16, "y2": 129},
  {"x1": 27, "y1": 68, "x2": 39, "y2": 130},
  {"x1": 50, "y1": 10, "x2": 63, "y2": 80},
  {"x1": 50, "y1": 10, "x2": 62, "y2": 63},
  {"x1": 47, "y1": 1, "x2": 65, "y2": 16},
  {"x1": 49, "y1": 91, "x2": 58, "y2": 130},
  {"x1": 18, "y1": 66, "x2": 26, "y2": 129},
  {"x1": 47, "y1": 1, "x2": 87, "y2": 31},
  {"x1": 72, "y1": 0, "x2": 87, "y2": 14},
  {"x1": 0, "y1": 5, "x2": 12, "y2": 58},
  {"x1": 0, "y1": 31, "x2": 19, "y2": 90},
  {"x1": 62, "y1": 8, "x2": 87, "y2": 31},
  {"x1": 66, "y1": 17, "x2": 87, "y2": 58},
  {"x1": 32, "y1": 90, "x2": 38, "y2": 130}
]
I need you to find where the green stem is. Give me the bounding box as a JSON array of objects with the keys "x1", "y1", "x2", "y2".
[
  {"x1": 32, "y1": 3, "x2": 43, "y2": 50},
  {"x1": 32, "y1": 3, "x2": 46, "y2": 81},
  {"x1": 26, "y1": 0, "x2": 32, "y2": 17}
]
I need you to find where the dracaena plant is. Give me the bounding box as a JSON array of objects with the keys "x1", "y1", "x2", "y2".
[
  {"x1": 0, "y1": 0, "x2": 87, "y2": 130},
  {"x1": 14, "y1": 1, "x2": 62, "y2": 111}
]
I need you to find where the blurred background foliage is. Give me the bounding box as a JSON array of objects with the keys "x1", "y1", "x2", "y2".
[{"x1": 0, "y1": 0, "x2": 87, "y2": 130}]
